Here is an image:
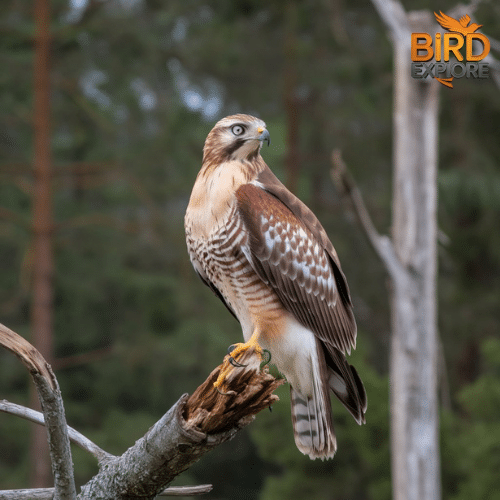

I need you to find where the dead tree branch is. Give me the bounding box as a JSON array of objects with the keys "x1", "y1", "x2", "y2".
[
  {"x1": 0, "y1": 401, "x2": 110, "y2": 462},
  {"x1": 0, "y1": 323, "x2": 76, "y2": 499},
  {"x1": 0, "y1": 324, "x2": 283, "y2": 499},
  {"x1": 0, "y1": 489, "x2": 56, "y2": 500},
  {"x1": 157, "y1": 485, "x2": 213, "y2": 497},
  {"x1": 78, "y1": 349, "x2": 283, "y2": 499},
  {"x1": 331, "y1": 150, "x2": 409, "y2": 288},
  {"x1": 0, "y1": 484, "x2": 213, "y2": 499}
]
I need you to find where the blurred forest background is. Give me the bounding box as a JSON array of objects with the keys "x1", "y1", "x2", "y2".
[{"x1": 1, "y1": 0, "x2": 500, "y2": 498}]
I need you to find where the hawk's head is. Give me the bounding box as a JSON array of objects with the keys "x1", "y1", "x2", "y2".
[{"x1": 203, "y1": 114, "x2": 270, "y2": 166}]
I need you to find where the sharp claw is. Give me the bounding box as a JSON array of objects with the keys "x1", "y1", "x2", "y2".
[
  {"x1": 215, "y1": 384, "x2": 236, "y2": 396},
  {"x1": 229, "y1": 356, "x2": 247, "y2": 368},
  {"x1": 227, "y1": 344, "x2": 247, "y2": 367},
  {"x1": 260, "y1": 349, "x2": 272, "y2": 368},
  {"x1": 215, "y1": 384, "x2": 231, "y2": 395}
]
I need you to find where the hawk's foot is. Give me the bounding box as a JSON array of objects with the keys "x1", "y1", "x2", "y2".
[
  {"x1": 228, "y1": 344, "x2": 247, "y2": 368},
  {"x1": 214, "y1": 335, "x2": 264, "y2": 391}
]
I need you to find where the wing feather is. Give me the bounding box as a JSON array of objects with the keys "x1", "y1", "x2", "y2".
[{"x1": 236, "y1": 178, "x2": 356, "y2": 354}]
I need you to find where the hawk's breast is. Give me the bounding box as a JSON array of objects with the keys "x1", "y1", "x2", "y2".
[{"x1": 186, "y1": 202, "x2": 284, "y2": 341}]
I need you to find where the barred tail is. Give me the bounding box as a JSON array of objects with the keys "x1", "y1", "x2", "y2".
[
  {"x1": 289, "y1": 342, "x2": 367, "y2": 460},
  {"x1": 290, "y1": 381, "x2": 336, "y2": 460}
]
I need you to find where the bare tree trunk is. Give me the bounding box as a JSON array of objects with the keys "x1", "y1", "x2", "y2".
[
  {"x1": 31, "y1": 0, "x2": 54, "y2": 487},
  {"x1": 390, "y1": 11, "x2": 440, "y2": 500},
  {"x1": 334, "y1": 3, "x2": 441, "y2": 499}
]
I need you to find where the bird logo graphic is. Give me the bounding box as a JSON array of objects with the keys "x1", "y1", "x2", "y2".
[
  {"x1": 411, "y1": 12, "x2": 490, "y2": 88},
  {"x1": 434, "y1": 11, "x2": 483, "y2": 37},
  {"x1": 432, "y1": 11, "x2": 484, "y2": 88}
]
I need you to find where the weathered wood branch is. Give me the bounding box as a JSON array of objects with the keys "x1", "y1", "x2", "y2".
[
  {"x1": 1, "y1": 324, "x2": 283, "y2": 499},
  {"x1": 184, "y1": 348, "x2": 282, "y2": 433},
  {"x1": 78, "y1": 349, "x2": 283, "y2": 499},
  {"x1": 0, "y1": 323, "x2": 76, "y2": 499},
  {"x1": 0, "y1": 400, "x2": 111, "y2": 462},
  {"x1": 0, "y1": 484, "x2": 213, "y2": 499},
  {"x1": 0, "y1": 323, "x2": 55, "y2": 389},
  {"x1": 156, "y1": 485, "x2": 213, "y2": 497},
  {"x1": 0, "y1": 489, "x2": 56, "y2": 500}
]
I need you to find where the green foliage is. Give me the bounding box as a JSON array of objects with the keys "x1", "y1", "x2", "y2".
[{"x1": 442, "y1": 338, "x2": 500, "y2": 500}]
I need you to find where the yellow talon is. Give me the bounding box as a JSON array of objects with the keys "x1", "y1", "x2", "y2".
[{"x1": 214, "y1": 333, "x2": 264, "y2": 390}]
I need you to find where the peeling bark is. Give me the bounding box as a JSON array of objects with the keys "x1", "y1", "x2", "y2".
[
  {"x1": 79, "y1": 350, "x2": 282, "y2": 499},
  {"x1": 0, "y1": 325, "x2": 282, "y2": 500}
]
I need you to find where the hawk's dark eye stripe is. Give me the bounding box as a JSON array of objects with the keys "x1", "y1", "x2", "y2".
[{"x1": 224, "y1": 138, "x2": 246, "y2": 157}]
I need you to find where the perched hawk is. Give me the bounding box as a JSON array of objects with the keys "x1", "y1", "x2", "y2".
[{"x1": 185, "y1": 114, "x2": 367, "y2": 459}]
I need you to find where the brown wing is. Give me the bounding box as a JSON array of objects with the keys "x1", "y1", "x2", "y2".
[
  {"x1": 236, "y1": 180, "x2": 356, "y2": 355},
  {"x1": 255, "y1": 167, "x2": 354, "y2": 310}
]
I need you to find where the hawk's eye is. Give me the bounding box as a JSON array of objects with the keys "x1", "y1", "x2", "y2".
[{"x1": 231, "y1": 125, "x2": 245, "y2": 136}]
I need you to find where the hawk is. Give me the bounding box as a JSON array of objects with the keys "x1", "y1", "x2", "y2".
[{"x1": 185, "y1": 114, "x2": 366, "y2": 459}]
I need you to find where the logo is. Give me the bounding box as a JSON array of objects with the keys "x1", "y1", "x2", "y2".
[{"x1": 411, "y1": 11, "x2": 490, "y2": 88}]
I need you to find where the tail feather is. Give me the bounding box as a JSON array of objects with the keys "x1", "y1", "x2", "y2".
[
  {"x1": 290, "y1": 343, "x2": 337, "y2": 460},
  {"x1": 324, "y1": 344, "x2": 367, "y2": 425},
  {"x1": 290, "y1": 386, "x2": 336, "y2": 460},
  {"x1": 284, "y1": 328, "x2": 367, "y2": 460},
  {"x1": 351, "y1": 364, "x2": 368, "y2": 418}
]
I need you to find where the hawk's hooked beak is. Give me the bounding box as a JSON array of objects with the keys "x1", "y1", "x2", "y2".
[{"x1": 258, "y1": 128, "x2": 271, "y2": 147}]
